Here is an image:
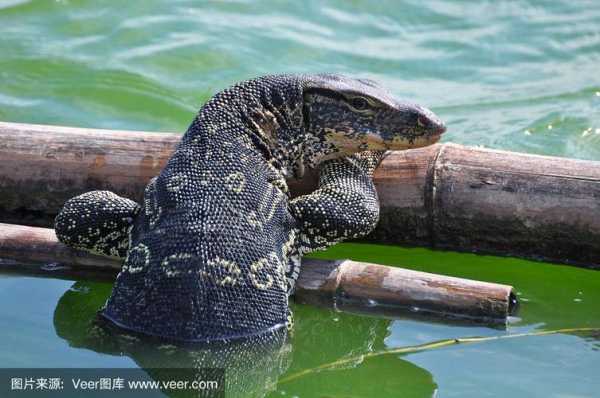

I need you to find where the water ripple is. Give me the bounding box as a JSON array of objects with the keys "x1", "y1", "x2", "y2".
[{"x1": 0, "y1": 0, "x2": 598, "y2": 158}]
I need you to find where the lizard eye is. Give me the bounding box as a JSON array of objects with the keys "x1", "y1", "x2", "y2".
[
  {"x1": 350, "y1": 97, "x2": 370, "y2": 111},
  {"x1": 417, "y1": 116, "x2": 428, "y2": 128}
]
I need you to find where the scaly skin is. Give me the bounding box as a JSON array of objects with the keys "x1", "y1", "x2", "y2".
[{"x1": 55, "y1": 74, "x2": 445, "y2": 343}]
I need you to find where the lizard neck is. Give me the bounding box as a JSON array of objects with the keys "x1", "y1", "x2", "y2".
[{"x1": 180, "y1": 75, "x2": 308, "y2": 178}]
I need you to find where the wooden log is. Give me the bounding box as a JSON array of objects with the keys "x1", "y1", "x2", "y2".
[
  {"x1": 295, "y1": 258, "x2": 516, "y2": 323},
  {"x1": 1, "y1": 121, "x2": 599, "y2": 268},
  {"x1": 0, "y1": 222, "x2": 515, "y2": 323},
  {"x1": 0, "y1": 121, "x2": 179, "y2": 224}
]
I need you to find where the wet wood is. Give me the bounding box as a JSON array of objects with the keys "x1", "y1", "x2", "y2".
[
  {"x1": 296, "y1": 258, "x2": 516, "y2": 322},
  {"x1": 0, "y1": 222, "x2": 515, "y2": 323},
  {"x1": 1, "y1": 121, "x2": 600, "y2": 268}
]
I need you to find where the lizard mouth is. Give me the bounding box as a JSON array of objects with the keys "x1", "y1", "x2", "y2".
[
  {"x1": 384, "y1": 132, "x2": 443, "y2": 150},
  {"x1": 323, "y1": 130, "x2": 443, "y2": 153},
  {"x1": 429, "y1": 133, "x2": 443, "y2": 144}
]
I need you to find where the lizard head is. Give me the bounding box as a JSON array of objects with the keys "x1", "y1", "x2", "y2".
[{"x1": 303, "y1": 74, "x2": 446, "y2": 159}]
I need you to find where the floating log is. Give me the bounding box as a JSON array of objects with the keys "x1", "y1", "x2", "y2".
[
  {"x1": 0, "y1": 121, "x2": 599, "y2": 268},
  {"x1": 0, "y1": 222, "x2": 515, "y2": 323}
]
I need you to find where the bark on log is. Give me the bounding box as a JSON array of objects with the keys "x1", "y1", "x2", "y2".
[
  {"x1": 0, "y1": 121, "x2": 599, "y2": 268},
  {"x1": 0, "y1": 222, "x2": 515, "y2": 323}
]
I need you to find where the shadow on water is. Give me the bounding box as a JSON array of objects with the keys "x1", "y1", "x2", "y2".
[
  {"x1": 52, "y1": 280, "x2": 438, "y2": 398},
  {"x1": 52, "y1": 280, "x2": 291, "y2": 398}
]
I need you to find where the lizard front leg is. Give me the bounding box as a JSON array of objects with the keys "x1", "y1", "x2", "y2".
[
  {"x1": 289, "y1": 150, "x2": 386, "y2": 256},
  {"x1": 54, "y1": 190, "x2": 141, "y2": 258}
]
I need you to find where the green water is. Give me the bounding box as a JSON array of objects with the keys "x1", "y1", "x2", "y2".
[{"x1": 0, "y1": 0, "x2": 599, "y2": 397}]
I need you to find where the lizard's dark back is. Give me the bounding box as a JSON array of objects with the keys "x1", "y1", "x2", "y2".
[{"x1": 101, "y1": 76, "x2": 304, "y2": 342}]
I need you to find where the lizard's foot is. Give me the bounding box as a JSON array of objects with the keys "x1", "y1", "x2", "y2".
[
  {"x1": 54, "y1": 190, "x2": 141, "y2": 258},
  {"x1": 289, "y1": 151, "x2": 384, "y2": 255},
  {"x1": 343, "y1": 150, "x2": 388, "y2": 176}
]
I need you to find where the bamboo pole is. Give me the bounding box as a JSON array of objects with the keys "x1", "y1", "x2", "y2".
[
  {"x1": 1, "y1": 121, "x2": 599, "y2": 268},
  {"x1": 0, "y1": 222, "x2": 515, "y2": 323}
]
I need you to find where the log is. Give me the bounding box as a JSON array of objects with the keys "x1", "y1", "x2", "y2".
[
  {"x1": 0, "y1": 222, "x2": 515, "y2": 323},
  {"x1": 1, "y1": 121, "x2": 599, "y2": 268},
  {"x1": 294, "y1": 258, "x2": 516, "y2": 323}
]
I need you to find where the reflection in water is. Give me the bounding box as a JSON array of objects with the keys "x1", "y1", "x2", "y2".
[
  {"x1": 53, "y1": 281, "x2": 292, "y2": 398},
  {"x1": 281, "y1": 305, "x2": 438, "y2": 398},
  {"x1": 52, "y1": 281, "x2": 439, "y2": 397}
]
